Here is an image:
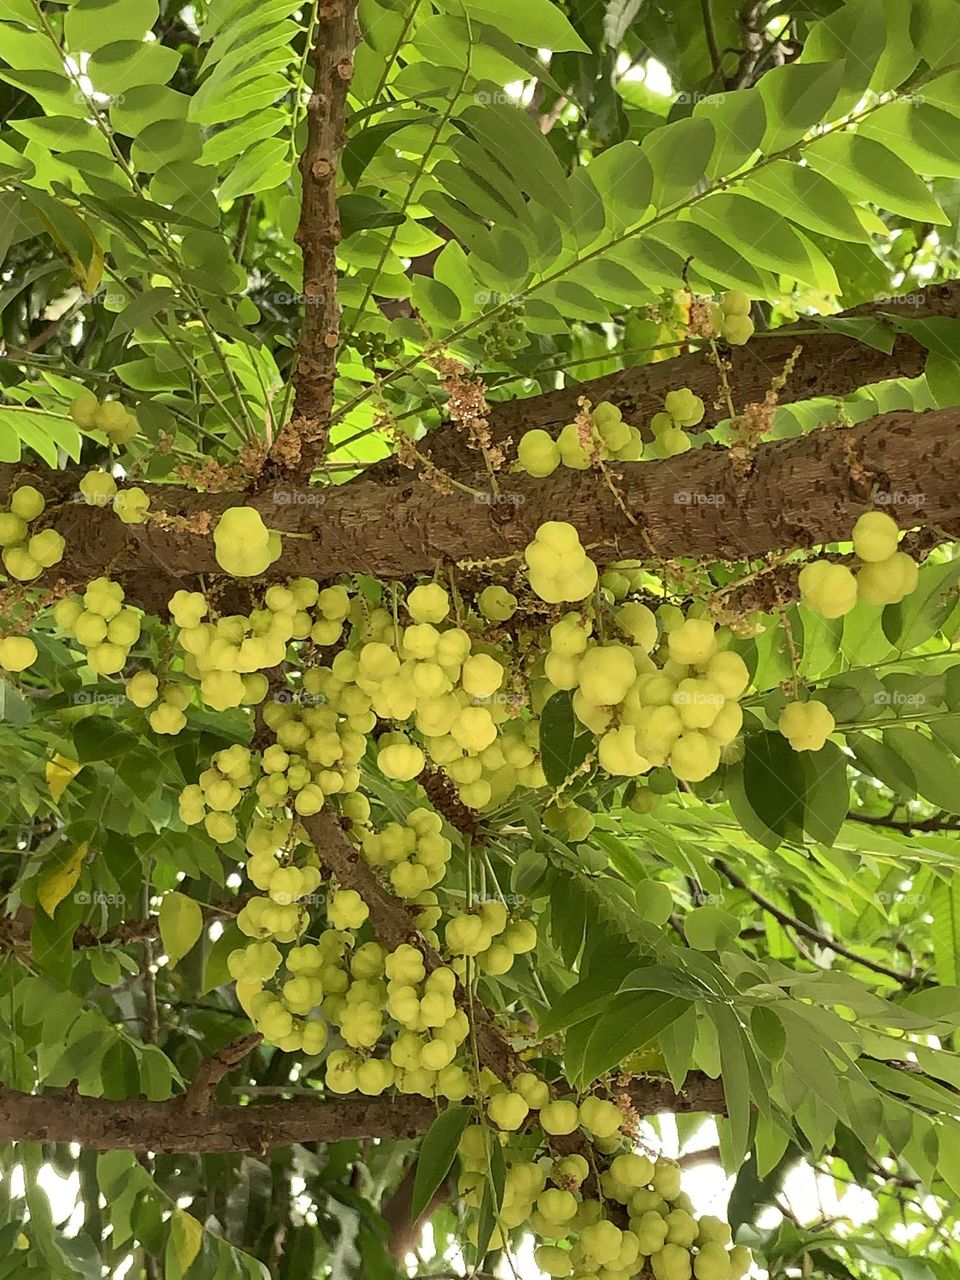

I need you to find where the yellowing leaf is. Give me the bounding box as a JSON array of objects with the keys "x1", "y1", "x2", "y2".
[
  {"x1": 159, "y1": 891, "x2": 204, "y2": 967},
  {"x1": 170, "y1": 1209, "x2": 203, "y2": 1272},
  {"x1": 45, "y1": 752, "x2": 81, "y2": 802},
  {"x1": 37, "y1": 842, "x2": 88, "y2": 918}
]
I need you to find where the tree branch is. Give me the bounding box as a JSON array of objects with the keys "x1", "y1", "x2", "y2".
[
  {"x1": 13, "y1": 402, "x2": 960, "y2": 612},
  {"x1": 302, "y1": 810, "x2": 523, "y2": 1083},
  {"x1": 379, "y1": 282, "x2": 960, "y2": 478},
  {"x1": 0, "y1": 1075, "x2": 727, "y2": 1153},
  {"x1": 849, "y1": 811, "x2": 960, "y2": 834},
  {"x1": 716, "y1": 861, "x2": 922, "y2": 987},
  {"x1": 270, "y1": 0, "x2": 361, "y2": 478}
]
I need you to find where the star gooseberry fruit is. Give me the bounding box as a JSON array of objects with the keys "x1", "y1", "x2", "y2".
[
  {"x1": 856, "y1": 550, "x2": 919, "y2": 605},
  {"x1": 852, "y1": 510, "x2": 899, "y2": 563},
  {"x1": 798, "y1": 560, "x2": 858, "y2": 619},
  {"x1": 524, "y1": 521, "x2": 597, "y2": 603},
  {"x1": 778, "y1": 699, "x2": 835, "y2": 752},
  {"x1": 0, "y1": 636, "x2": 37, "y2": 672},
  {"x1": 213, "y1": 507, "x2": 283, "y2": 577}
]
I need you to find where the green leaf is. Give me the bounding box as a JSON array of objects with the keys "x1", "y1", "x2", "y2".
[
  {"x1": 438, "y1": 0, "x2": 590, "y2": 52},
  {"x1": 929, "y1": 877, "x2": 960, "y2": 986},
  {"x1": 802, "y1": 740, "x2": 849, "y2": 845},
  {"x1": 66, "y1": 0, "x2": 160, "y2": 54},
  {"x1": 539, "y1": 692, "x2": 592, "y2": 787},
  {"x1": 846, "y1": 730, "x2": 917, "y2": 799},
  {"x1": 684, "y1": 906, "x2": 740, "y2": 952},
  {"x1": 883, "y1": 727, "x2": 960, "y2": 813},
  {"x1": 475, "y1": 1138, "x2": 506, "y2": 1262},
  {"x1": 712, "y1": 1006, "x2": 753, "y2": 1167},
  {"x1": 737, "y1": 162, "x2": 870, "y2": 243},
  {"x1": 411, "y1": 1106, "x2": 472, "y2": 1222},
  {"x1": 882, "y1": 557, "x2": 960, "y2": 650},
  {"x1": 158, "y1": 891, "x2": 204, "y2": 968},
  {"x1": 339, "y1": 195, "x2": 405, "y2": 241},
  {"x1": 751, "y1": 1007, "x2": 787, "y2": 1062},
  {"x1": 694, "y1": 192, "x2": 839, "y2": 292},
  {"x1": 641, "y1": 117, "x2": 714, "y2": 206},
  {"x1": 695, "y1": 89, "x2": 766, "y2": 181},
  {"x1": 577, "y1": 993, "x2": 689, "y2": 1086},
  {"x1": 584, "y1": 142, "x2": 652, "y2": 232},
  {"x1": 804, "y1": 132, "x2": 949, "y2": 225},
  {"x1": 757, "y1": 61, "x2": 844, "y2": 152},
  {"x1": 736, "y1": 732, "x2": 806, "y2": 847}
]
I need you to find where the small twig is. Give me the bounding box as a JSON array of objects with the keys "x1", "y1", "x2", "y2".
[
  {"x1": 716, "y1": 861, "x2": 921, "y2": 987},
  {"x1": 183, "y1": 1034, "x2": 263, "y2": 1113}
]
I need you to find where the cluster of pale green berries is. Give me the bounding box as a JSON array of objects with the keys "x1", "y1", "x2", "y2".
[
  {"x1": 257, "y1": 695, "x2": 367, "y2": 816},
  {"x1": 357, "y1": 807, "x2": 453, "y2": 904},
  {"x1": 54, "y1": 577, "x2": 140, "y2": 675},
  {"x1": 779, "y1": 512, "x2": 921, "y2": 754},
  {"x1": 649, "y1": 388, "x2": 705, "y2": 459},
  {"x1": 457, "y1": 1120, "x2": 750, "y2": 1280},
  {"x1": 444, "y1": 899, "x2": 537, "y2": 976},
  {"x1": 799, "y1": 511, "x2": 918, "y2": 615},
  {"x1": 0, "y1": 485, "x2": 64, "y2": 582},
  {"x1": 126, "y1": 671, "x2": 191, "y2": 734},
  {"x1": 707, "y1": 290, "x2": 754, "y2": 346},
  {"x1": 516, "y1": 402, "x2": 644, "y2": 478},
  {"x1": 78, "y1": 470, "x2": 150, "y2": 523},
  {"x1": 308, "y1": 580, "x2": 544, "y2": 811},
  {"x1": 540, "y1": 588, "x2": 749, "y2": 784},
  {"x1": 170, "y1": 582, "x2": 331, "y2": 712},
  {"x1": 228, "y1": 814, "x2": 474, "y2": 1090},
  {"x1": 0, "y1": 632, "x2": 37, "y2": 673},
  {"x1": 69, "y1": 392, "x2": 139, "y2": 445},
  {"x1": 180, "y1": 744, "x2": 258, "y2": 843}
]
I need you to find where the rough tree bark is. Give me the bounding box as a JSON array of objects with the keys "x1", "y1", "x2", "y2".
[
  {"x1": 266, "y1": 0, "x2": 360, "y2": 478},
  {"x1": 0, "y1": 1076, "x2": 727, "y2": 1153},
  {"x1": 11, "y1": 403, "x2": 959, "y2": 611},
  {"x1": 372, "y1": 281, "x2": 960, "y2": 479}
]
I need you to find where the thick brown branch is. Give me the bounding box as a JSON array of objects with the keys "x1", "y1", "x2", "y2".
[
  {"x1": 13, "y1": 403, "x2": 960, "y2": 612},
  {"x1": 0, "y1": 1076, "x2": 726, "y2": 1153},
  {"x1": 397, "y1": 282, "x2": 960, "y2": 478},
  {"x1": 270, "y1": 0, "x2": 360, "y2": 478},
  {"x1": 0, "y1": 1087, "x2": 438, "y2": 1152}
]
